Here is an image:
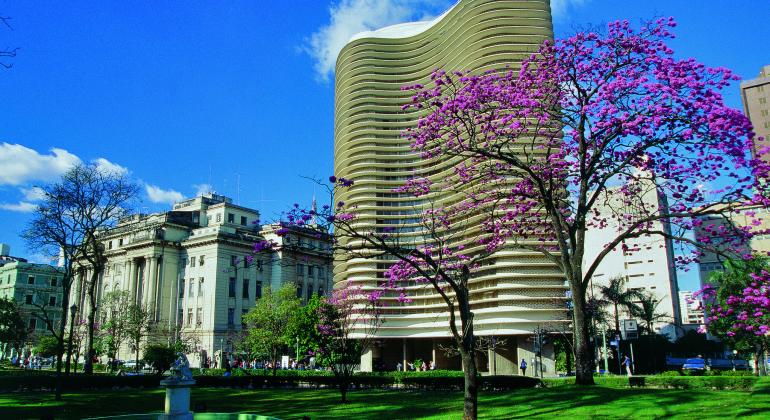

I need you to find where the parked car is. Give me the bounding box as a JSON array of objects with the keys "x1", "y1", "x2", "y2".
[
  {"x1": 682, "y1": 358, "x2": 707, "y2": 373},
  {"x1": 123, "y1": 360, "x2": 144, "y2": 370}
]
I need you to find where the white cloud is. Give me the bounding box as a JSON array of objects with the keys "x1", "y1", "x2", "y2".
[
  {"x1": 0, "y1": 143, "x2": 81, "y2": 186},
  {"x1": 550, "y1": 0, "x2": 589, "y2": 20},
  {"x1": 145, "y1": 184, "x2": 184, "y2": 205},
  {"x1": 93, "y1": 157, "x2": 129, "y2": 176},
  {"x1": 304, "y1": 0, "x2": 452, "y2": 81},
  {"x1": 0, "y1": 201, "x2": 37, "y2": 212},
  {"x1": 20, "y1": 186, "x2": 46, "y2": 202},
  {"x1": 193, "y1": 183, "x2": 214, "y2": 197}
]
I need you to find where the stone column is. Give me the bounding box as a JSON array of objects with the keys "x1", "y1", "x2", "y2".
[
  {"x1": 127, "y1": 260, "x2": 136, "y2": 302},
  {"x1": 154, "y1": 256, "x2": 163, "y2": 322},
  {"x1": 146, "y1": 256, "x2": 157, "y2": 308}
]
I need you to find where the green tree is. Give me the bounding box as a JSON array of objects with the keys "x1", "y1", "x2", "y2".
[
  {"x1": 702, "y1": 257, "x2": 770, "y2": 374},
  {"x1": 98, "y1": 291, "x2": 133, "y2": 370},
  {"x1": 0, "y1": 297, "x2": 27, "y2": 357},
  {"x1": 284, "y1": 294, "x2": 323, "y2": 360},
  {"x1": 143, "y1": 344, "x2": 176, "y2": 375},
  {"x1": 34, "y1": 336, "x2": 60, "y2": 358},
  {"x1": 125, "y1": 304, "x2": 153, "y2": 372},
  {"x1": 242, "y1": 283, "x2": 300, "y2": 374}
]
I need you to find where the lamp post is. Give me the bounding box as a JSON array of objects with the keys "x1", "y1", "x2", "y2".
[{"x1": 66, "y1": 303, "x2": 78, "y2": 373}]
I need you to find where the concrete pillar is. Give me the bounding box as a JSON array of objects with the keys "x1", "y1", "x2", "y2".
[
  {"x1": 146, "y1": 256, "x2": 157, "y2": 308},
  {"x1": 402, "y1": 338, "x2": 408, "y2": 371},
  {"x1": 360, "y1": 347, "x2": 373, "y2": 372},
  {"x1": 128, "y1": 260, "x2": 136, "y2": 302},
  {"x1": 154, "y1": 256, "x2": 163, "y2": 322}
]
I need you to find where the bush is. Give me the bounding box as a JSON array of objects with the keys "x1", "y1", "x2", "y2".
[
  {"x1": 143, "y1": 345, "x2": 176, "y2": 375},
  {"x1": 658, "y1": 371, "x2": 683, "y2": 377}
]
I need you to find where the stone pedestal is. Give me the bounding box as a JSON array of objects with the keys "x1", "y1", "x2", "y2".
[{"x1": 158, "y1": 378, "x2": 196, "y2": 420}]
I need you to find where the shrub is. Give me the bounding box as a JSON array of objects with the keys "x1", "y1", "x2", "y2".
[
  {"x1": 658, "y1": 370, "x2": 683, "y2": 377},
  {"x1": 143, "y1": 345, "x2": 176, "y2": 375}
]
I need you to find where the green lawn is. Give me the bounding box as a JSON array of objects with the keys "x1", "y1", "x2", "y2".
[{"x1": 1, "y1": 383, "x2": 769, "y2": 419}]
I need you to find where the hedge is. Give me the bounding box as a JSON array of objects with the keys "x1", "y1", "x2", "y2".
[
  {"x1": 0, "y1": 371, "x2": 541, "y2": 392},
  {"x1": 542, "y1": 375, "x2": 759, "y2": 391}
]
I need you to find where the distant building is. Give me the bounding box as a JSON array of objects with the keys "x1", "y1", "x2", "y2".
[
  {"x1": 583, "y1": 178, "x2": 682, "y2": 337},
  {"x1": 0, "y1": 244, "x2": 64, "y2": 358},
  {"x1": 678, "y1": 291, "x2": 705, "y2": 325},
  {"x1": 740, "y1": 64, "x2": 770, "y2": 164},
  {"x1": 69, "y1": 194, "x2": 331, "y2": 367},
  {"x1": 695, "y1": 203, "x2": 770, "y2": 286}
]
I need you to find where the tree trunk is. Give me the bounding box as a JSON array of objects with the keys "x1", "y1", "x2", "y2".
[
  {"x1": 572, "y1": 291, "x2": 595, "y2": 385},
  {"x1": 55, "y1": 292, "x2": 70, "y2": 401},
  {"x1": 135, "y1": 342, "x2": 140, "y2": 372},
  {"x1": 460, "y1": 350, "x2": 478, "y2": 420},
  {"x1": 84, "y1": 310, "x2": 95, "y2": 374},
  {"x1": 339, "y1": 374, "x2": 349, "y2": 404}
]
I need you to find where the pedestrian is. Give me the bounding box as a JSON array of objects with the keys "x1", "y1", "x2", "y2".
[
  {"x1": 520, "y1": 358, "x2": 527, "y2": 376},
  {"x1": 430, "y1": 360, "x2": 436, "y2": 371},
  {"x1": 420, "y1": 361, "x2": 427, "y2": 371},
  {"x1": 623, "y1": 355, "x2": 632, "y2": 377},
  {"x1": 396, "y1": 362, "x2": 402, "y2": 371}
]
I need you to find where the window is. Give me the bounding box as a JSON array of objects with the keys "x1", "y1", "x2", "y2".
[
  {"x1": 761, "y1": 109, "x2": 769, "y2": 117},
  {"x1": 228, "y1": 213, "x2": 235, "y2": 223},
  {"x1": 297, "y1": 264, "x2": 304, "y2": 276},
  {"x1": 27, "y1": 276, "x2": 35, "y2": 285},
  {"x1": 231, "y1": 255, "x2": 238, "y2": 266},
  {"x1": 759, "y1": 97, "x2": 767, "y2": 104},
  {"x1": 242, "y1": 279, "x2": 250, "y2": 299},
  {"x1": 179, "y1": 279, "x2": 185, "y2": 298},
  {"x1": 308, "y1": 266, "x2": 314, "y2": 277},
  {"x1": 189, "y1": 278, "x2": 195, "y2": 297},
  {"x1": 198, "y1": 278, "x2": 204, "y2": 296},
  {"x1": 216, "y1": 213, "x2": 222, "y2": 223},
  {"x1": 199, "y1": 255, "x2": 205, "y2": 266},
  {"x1": 229, "y1": 278, "x2": 236, "y2": 298},
  {"x1": 318, "y1": 267, "x2": 324, "y2": 279},
  {"x1": 196, "y1": 308, "x2": 203, "y2": 326},
  {"x1": 296, "y1": 285, "x2": 302, "y2": 298},
  {"x1": 51, "y1": 277, "x2": 58, "y2": 287},
  {"x1": 29, "y1": 318, "x2": 37, "y2": 330},
  {"x1": 177, "y1": 309, "x2": 183, "y2": 326},
  {"x1": 187, "y1": 309, "x2": 193, "y2": 326},
  {"x1": 108, "y1": 241, "x2": 113, "y2": 250},
  {"x1": 49, "y1": 296, "x2": 56, "y2": 307},
  {"x1": 240, "y1": 216, "x2": 247, "y2": 226},
  {"x1": 255, "y1": 281, "x2": 262, "y2": 299},
  {"x1": 227, "y1": 308, "x2": 235, "y2": 326},
  {"x1": 119, "y1": 238, "x2": 123, "y2": 246},
  {"x1": 25, "y1": 295, "x2": 33, "y2": 304},
  {"x1": 190, "y1": 256, "x2": 196, "y2": 267}
]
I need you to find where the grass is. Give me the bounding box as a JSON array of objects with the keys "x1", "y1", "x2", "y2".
[{"x1": 2, "y1": 380, "x2": 769, "y2": 419}]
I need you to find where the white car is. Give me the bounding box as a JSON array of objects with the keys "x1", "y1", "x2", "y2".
[{"x1": 123, "y1": 360, "x2": 145, "y2": 369}]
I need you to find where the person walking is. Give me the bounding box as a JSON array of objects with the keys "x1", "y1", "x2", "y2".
[
  {"x1": 520, "y1": 358, "x2": 527, "y2": 376},
  {"x1": 623, "y1": 355, "x2": 632, "y2": 377}
]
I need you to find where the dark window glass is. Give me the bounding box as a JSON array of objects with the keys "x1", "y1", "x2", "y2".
[{"x1": 229, "y1": 278, "x2": 236, "y2": 298}]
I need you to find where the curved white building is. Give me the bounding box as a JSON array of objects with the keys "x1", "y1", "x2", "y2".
[{"x1": 333, "y1": 0, "x2": 568, "y2": 374}]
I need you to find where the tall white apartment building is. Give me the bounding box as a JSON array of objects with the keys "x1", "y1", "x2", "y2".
[
  {"x1": 583, "y1": 179, "x2": 682, "y2": 337},
  {"x1": 334, "y1": 0, "x2": 567, "y2": 374},
  {"x1": 70, "y1": 194, "x2": 331, "y2": 366},
  {"x1": 678, "y1": 291, "x2": 705, "y2": 325}
]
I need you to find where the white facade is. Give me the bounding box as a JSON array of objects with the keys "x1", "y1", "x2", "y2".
[
  {"x1": 71, "y1": 194, "x2": 331, "y2": 367},
  {"x1": 583, "y1": 179, "x2": 682, "y2": 336},
  {"x1": 678, "y1": 291, "x2": 705, "y2": 325}
]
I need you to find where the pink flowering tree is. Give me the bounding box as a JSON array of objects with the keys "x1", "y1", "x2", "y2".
[
  {"x1": 399, "y1": 17, "x2": 769, "y2": 386},
  {"x1": 274, "y1": 174, "x2": 510, "y2": 420},
  {"x1": 315, "y1": 285, "x2": 381, "y2": 403},
  {"x1": 698, "y1": 259, "x2": 770, "y2": 374}
]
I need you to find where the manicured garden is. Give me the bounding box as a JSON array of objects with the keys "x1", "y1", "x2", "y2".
[{"x1": 1, "y1": 376, "x2": 769, "y2": 419}]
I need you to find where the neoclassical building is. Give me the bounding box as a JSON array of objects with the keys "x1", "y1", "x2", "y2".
[
  {"x1": 333, "y1": 0, "x2": 567, "y2": 374},
  {"x1": 71, "y1": 194, "x2": 331, "y2": 367}
]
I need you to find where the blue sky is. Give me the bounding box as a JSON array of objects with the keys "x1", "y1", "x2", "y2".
[{"x1": 0, "y1": 0, "x2": 768, "y2": 291}]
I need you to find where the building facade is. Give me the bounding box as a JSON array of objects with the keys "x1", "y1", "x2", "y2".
[
  {"x1": 71, "y1": 194, "x2": 331, "y2": 367},
  {"x1": 582, "y1": 180, "x2": 683, "y2": 337},
  {"x1": 678, "y1": 291, "x2": 705, "y2": 326},
  {"x1": 0, "y1": 245, "x2": 64, "y2": 358},
  {"x1": 334, "y1": 0, "x2": 566, "y2": 374},
  {"x1": 696, "y1": 203, "x2": 770, "y2": 286},
  {"x1": 740, "y1": 64, "x2": 770, "y2": 164}
]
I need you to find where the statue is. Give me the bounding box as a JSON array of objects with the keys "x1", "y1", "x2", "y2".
[{"x1": 167, "y1": 352, "x2": 193, "y2": 382}]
